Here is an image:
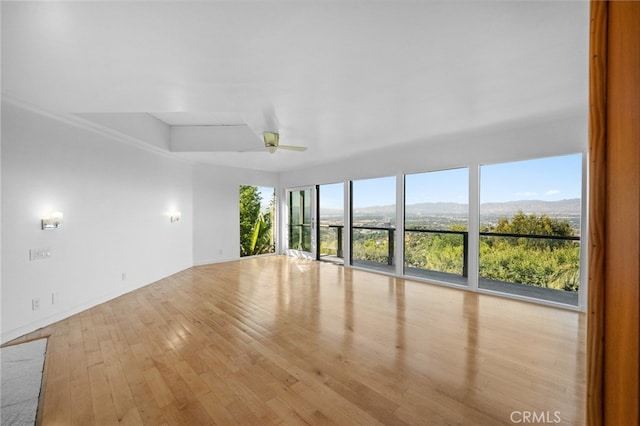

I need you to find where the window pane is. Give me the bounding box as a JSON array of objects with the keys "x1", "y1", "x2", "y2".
[
  {"x1": 304, "y1": 189, "x2": 311, "y2": 224},
  {"x1": 404, "y1": 168, "x2": 468, "y2": 285},
  {"x1": 351, "y1": 176, "x2": 396, "y2": 272},
  {"x1": 290, "y1": 191, "x2": 300, "y2": 224},
  {"x1": 479, "y1": 154, "x2": 582, "y2": 306},
  {"x1": 319, "y1": 183, "x2": 344, "y2": 263},
  {"x1": 289, "y1": 189, "x2": 312, "y2": 252},
  {"x1": 239, "y1": 185, "x2": 276, "y2": 257}
]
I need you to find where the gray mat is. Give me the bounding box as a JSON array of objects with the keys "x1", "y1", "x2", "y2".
[{"x1": 1, "y1": 339, "x2": 48, "y2": 426}]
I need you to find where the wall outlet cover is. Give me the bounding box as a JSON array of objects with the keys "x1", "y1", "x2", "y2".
[{"x1": 29, "y1": 248, "x2": 52, "y2": 261}]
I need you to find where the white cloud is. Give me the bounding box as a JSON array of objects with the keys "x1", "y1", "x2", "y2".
[{"x1": 545, "y1": 189, "x2": 561, "y2": 196}]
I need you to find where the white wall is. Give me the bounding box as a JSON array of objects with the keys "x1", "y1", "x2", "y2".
[
  {"x1": 280, "y1": 109, "x2": 587, "y2": 186},
  {"x1": 1, "y1": 101, "x2": 193, "y2": 343},
  {"x1": 192, "y1": 163, "x2": 278, "y2": 265}
]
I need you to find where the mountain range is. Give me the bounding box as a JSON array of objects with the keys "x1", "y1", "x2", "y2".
[{"x1": 321, "y1": 198, "x2": 581, "y2": 217}]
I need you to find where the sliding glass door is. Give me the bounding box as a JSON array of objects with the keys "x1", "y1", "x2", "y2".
[{"x1": 286, "y1": 187, "x2": 315, "y2": 258}]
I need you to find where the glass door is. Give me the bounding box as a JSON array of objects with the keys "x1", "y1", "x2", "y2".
[
  {"x1": 317, "y1": 183, "x2": 345, "y2": 264},
  {"x1": 286, "y1": 187, "x2": 315, "y2": 258}
]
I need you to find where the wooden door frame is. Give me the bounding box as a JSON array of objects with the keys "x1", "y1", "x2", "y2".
[{"x1": 588, "y1": 1, "x2": 640, "y2": 424}]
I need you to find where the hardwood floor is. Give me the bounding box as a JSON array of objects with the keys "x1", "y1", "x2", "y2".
[{"x1": 13, "y1": 255, "x2": 585, "y2": 425}]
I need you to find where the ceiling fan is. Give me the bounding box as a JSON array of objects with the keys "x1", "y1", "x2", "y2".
[{"x1": 262, "y1": 131, "x2": 307, "y2": 154}]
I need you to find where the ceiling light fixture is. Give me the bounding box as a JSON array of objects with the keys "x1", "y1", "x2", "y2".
[{"x1": 263, "y1": 132, "x2": 279, "y2": 154}]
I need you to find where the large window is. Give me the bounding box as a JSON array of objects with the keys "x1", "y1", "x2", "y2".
[
  {"x1": 318, "y1": 183, "x2": 344, "y2": 263},
  {"x1": 404, "y1": 168, "x2": 469, "y2": 285},
  {"x1": 282, "y1": 152, "x2": 584, "y2": 309},
  {"x1": 351, "y1": 176, "x2": 396, "y2": 272},
  {"x1": 239, "y1": 185, "x2": 276, "y2": 257},
  {"x1": 479, "y1": 154, "x2": 582, "y2": 305}
]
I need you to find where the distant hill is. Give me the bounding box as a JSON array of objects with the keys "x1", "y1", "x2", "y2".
[
  {"x1": 405, "y1": 202, "x2": 468, "y2": 215},
  {"x1": 320, "y1": 207, "x2": 347, "y2": 217},
  {"x1": 330, "y1": 198, "x2": 581, "y2": 217},
  {"x1": 479, "y1": 199, "x2": 580, "y2": 216}
]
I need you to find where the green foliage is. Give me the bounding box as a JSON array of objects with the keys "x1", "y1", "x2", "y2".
[
  {"x1": 492, "y1": 211, "x2": 574, "y2": 236},
  {"x1": 240, "y1": 185, "x2": 261, "y2": 255},
  {"x1": 478, "y1": 211, "x2": 579, "y2": 291},
  {"x1": 319, "y1": 228, "x2": 339, "y2": 256},
  {"x1": 479, "y1": 238, "x2": 579, "y2": 291},
  {"x1": 239, "y1": 186, "x2": 275, "y2": 257},
  {"x1": 404, "y1": 232, "x2": 465, "y2": 275},
  {"x1": 351, "y1": 212, "x2": 580, "y2": 292},
  {"x1": 485, "y1": 211, "x2": 575, "y2": 250},
  {"x1": 352, "y1": 230, "x2": 390, "y2": 263}
]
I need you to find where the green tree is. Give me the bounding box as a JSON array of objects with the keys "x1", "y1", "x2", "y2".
[
  {"x1": 480, "y1": 212, "x2": 579, "y2": 291},
  {"x1": 402, "y1": 213, "x2": 580, "y2": 292},
  {"x1": 240, "y1": 186, "x2": 275, "y2": 257},
  {"x1": 496, "y1": 211, "x2": 573, "y2": 236}
]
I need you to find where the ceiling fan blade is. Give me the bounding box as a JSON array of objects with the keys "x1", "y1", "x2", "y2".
[{"x1": 277, "y1": 145, "x2": 307, "y2": 152}]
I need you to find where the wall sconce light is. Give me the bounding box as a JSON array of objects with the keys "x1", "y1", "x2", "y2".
[
  {"x1": 169, "y1": 212, "x2": 181, "y2": 223},
  {"x1": 42, "y1": 212, "x2": 63, "y2": 230}
]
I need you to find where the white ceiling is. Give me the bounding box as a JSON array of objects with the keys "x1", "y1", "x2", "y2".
[{"x1": 1, "y1": 1, "x2": 589, "y2": 172}]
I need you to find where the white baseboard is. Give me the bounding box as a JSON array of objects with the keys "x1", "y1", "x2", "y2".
[
  {"x1": 193, "y1": 256, "x2": 239, "y2": 266},
  {"x1": 1, "y1": 290, "x2": 124, "y2": 344},
  {"x1": 1, "y1": 267, "x2": 193, "y2": 345}
]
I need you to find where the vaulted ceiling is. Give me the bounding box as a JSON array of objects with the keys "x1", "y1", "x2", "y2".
[{"x1": 2, "y1": 1, "x2": 589, "y2": 172}]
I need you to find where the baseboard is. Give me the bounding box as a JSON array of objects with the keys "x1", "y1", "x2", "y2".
[
  {"x1": 1, "y1": 266, "x2": 193, "y2": 345},
  {"x1": 1, "y1": 291, "x2": 122, "y2": 344},
  {"x1": 193, "y1": 256, "x2": 239, "y2": 266}
]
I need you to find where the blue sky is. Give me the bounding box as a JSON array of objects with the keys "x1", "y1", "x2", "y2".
[
  {"x1": 319, "y1": 182, "x2": 345, "y2": 209},
  {"x1": 406, "y1": 168, "x2": 468, "y2": 205},
  {"x1": 480, "y1": 154, "x2": 582, "y2": 203},
  {"x1": 321, "y1": 153, "x2": 582, "y2": 208},
  {"x1": 257, "y1": 186, "x2": 276, "y2": 212},
  {"x1": 257, "y1": 154, "x2": 583, "y2": 209}
]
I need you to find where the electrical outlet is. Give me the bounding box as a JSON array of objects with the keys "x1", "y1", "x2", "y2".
[
  {"x1": 29, "y1": 248, "x2": 52, "y2": 261},
  {"x1": 121, "y1": 272, "x2": 127, "y2": 281},
  {"x1": 32, "y1": 298, "x2": 40, "y2": 311},
  {"x1": 51, "y1": 292, "x2": 59, "y2": 305}
]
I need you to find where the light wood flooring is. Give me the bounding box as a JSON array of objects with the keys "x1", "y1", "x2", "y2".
[{"x1": 12, "y1": 255, "x2": 586, "y2": 425}]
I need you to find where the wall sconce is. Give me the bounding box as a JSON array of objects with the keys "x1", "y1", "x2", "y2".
[
  {"x1": 169, "y1": 212, "x2": 181, "y2": 223},
  {"x1": 42, "y1": 212, "x2": 63, "y2": 230}
]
